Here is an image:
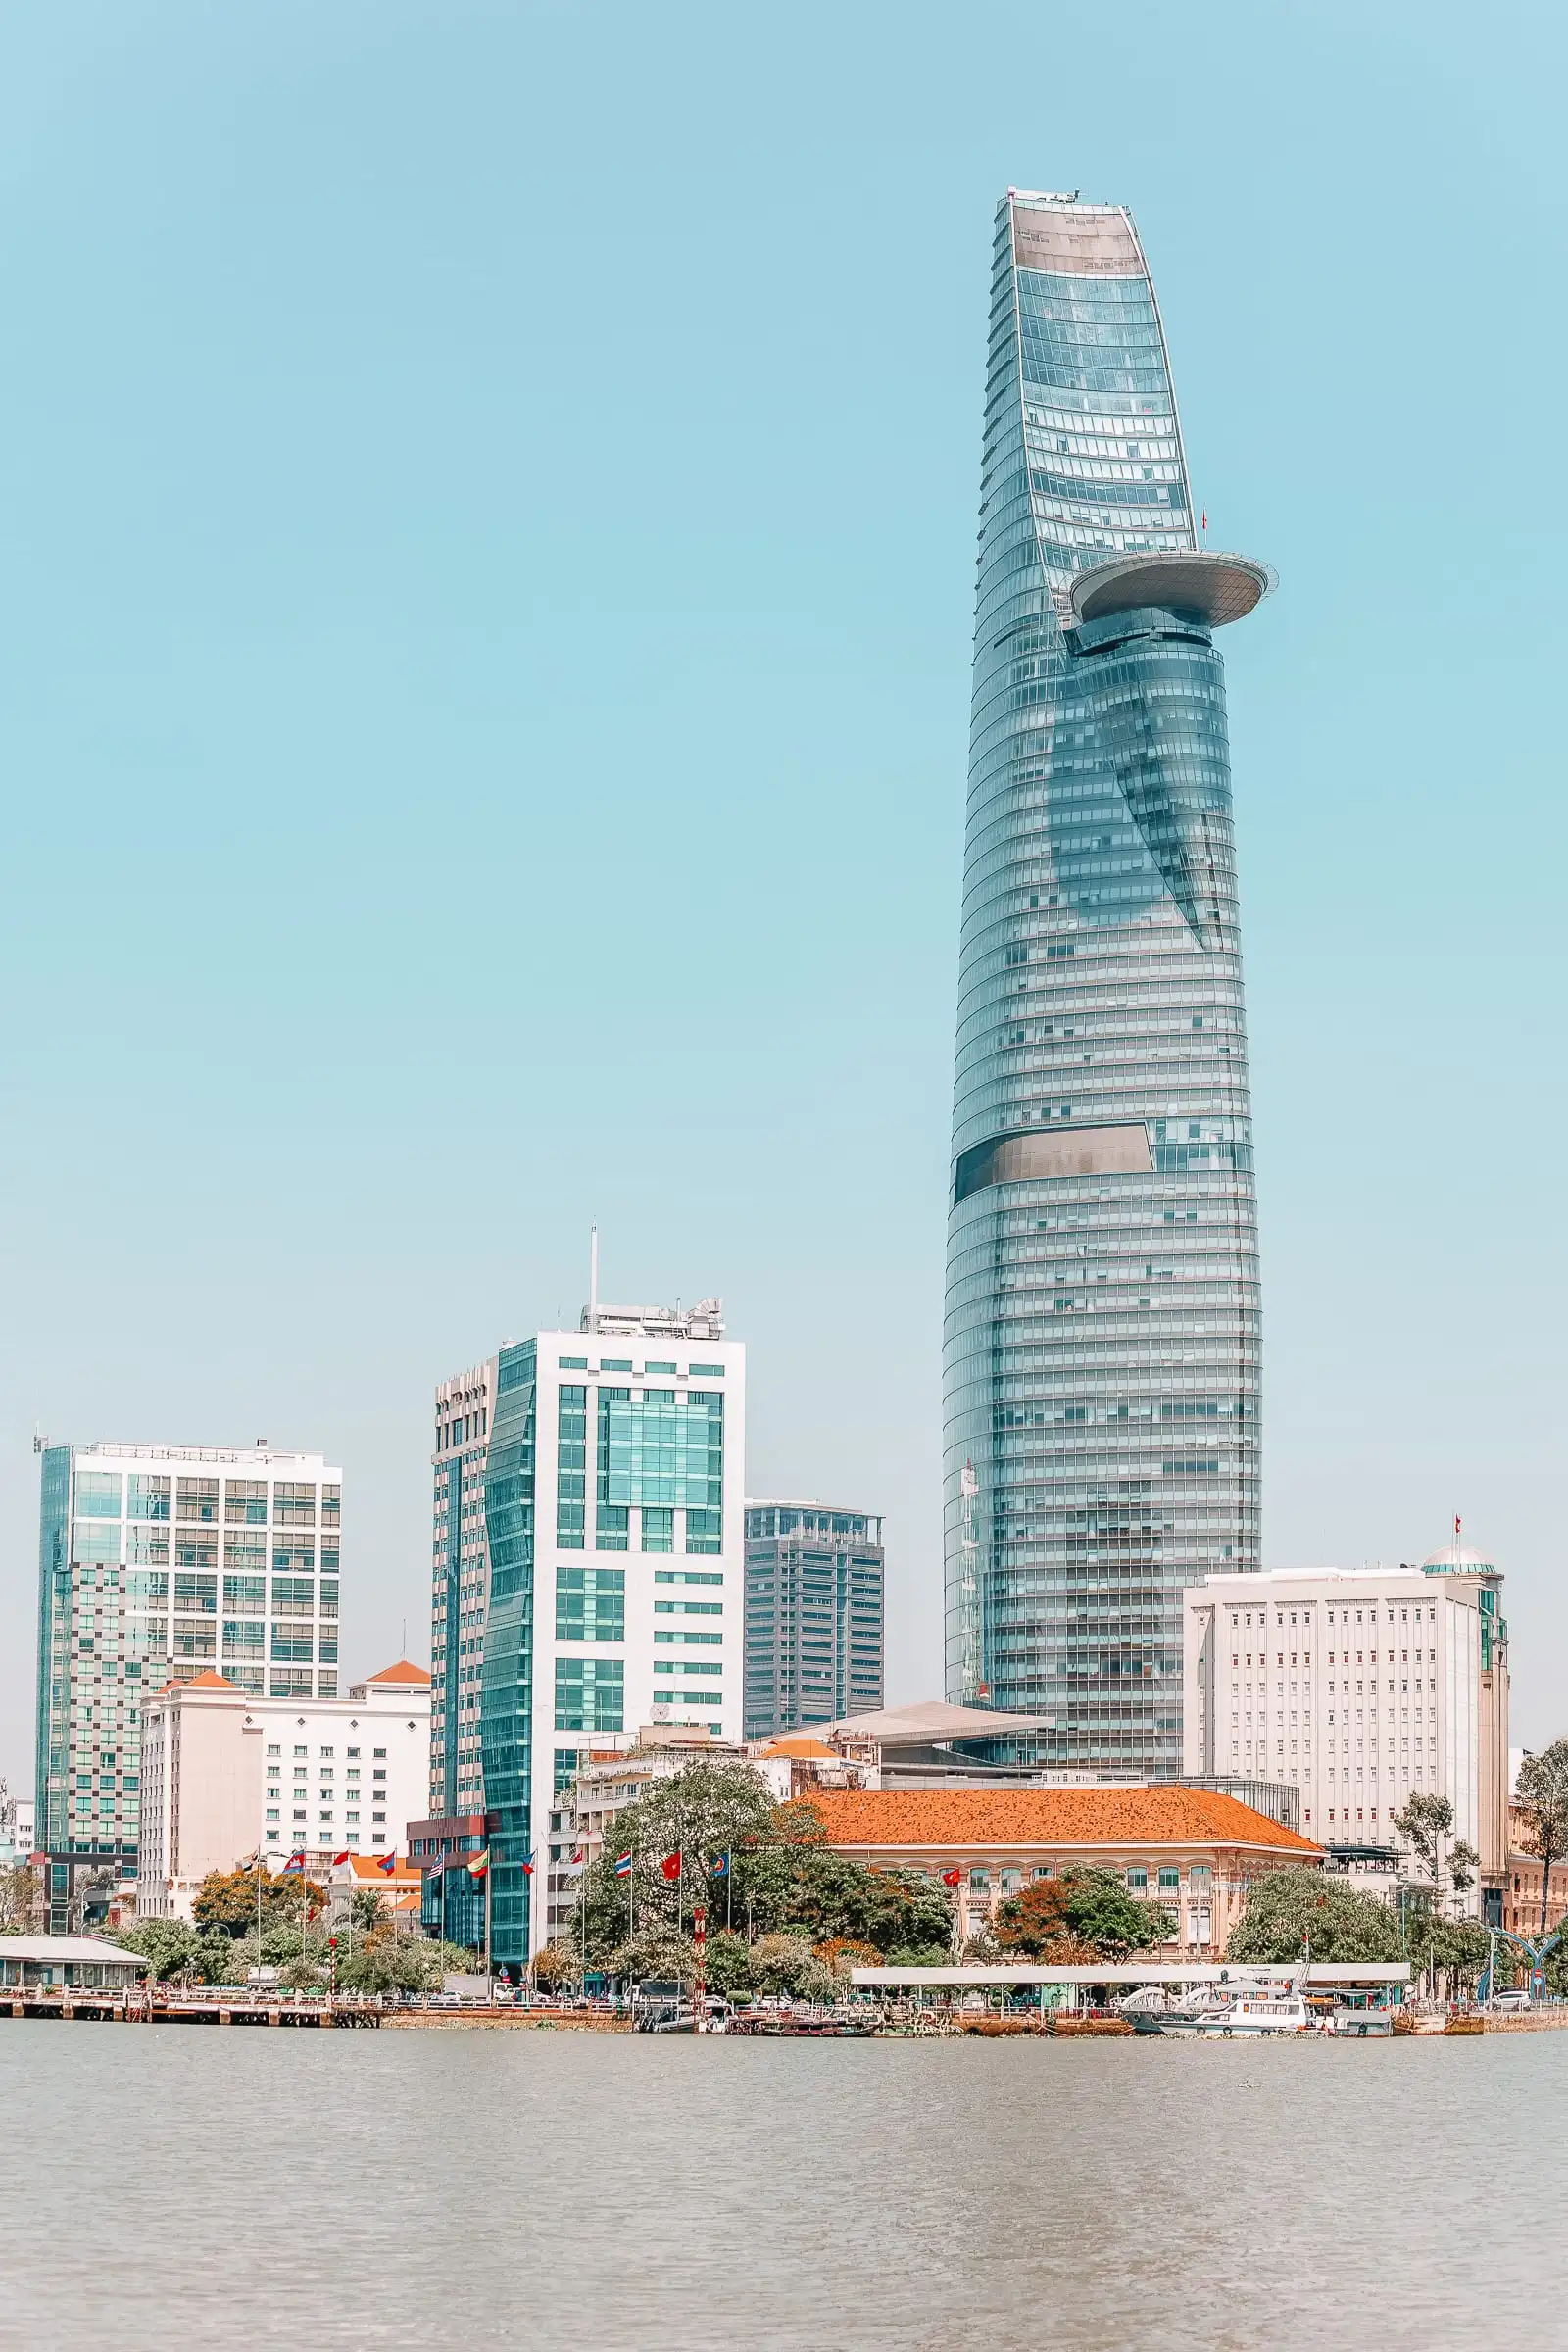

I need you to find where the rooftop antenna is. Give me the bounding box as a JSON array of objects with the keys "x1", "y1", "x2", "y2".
[{"x1": 589, "y1": 1224, "x2": 599, "y2": 1334}]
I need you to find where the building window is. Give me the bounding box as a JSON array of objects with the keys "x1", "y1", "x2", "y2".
[{"x1": 554, "y1": 1655, "x2": 624, "y2": 1734}]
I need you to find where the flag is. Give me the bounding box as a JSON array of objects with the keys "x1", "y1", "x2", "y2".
[
  {"x1": 520, "y1": 1852, "x2": 535, "y2": 1877},
  {"x1": 376, "y1": 1850, "x2": 400, "y2": 1875},
  {"x1": 942, "y1": 1867, "x2": 962, "y2": 1888},
  {"x1": 332, "y1": 1850, "x2": 350, "y2": 1867},
  {"x1": 282, "y1": 1852, "x2": 307, "y2": 1876},
  {"x1": 1200, "y1": 508, "x2": 1208, "y2": 533},
  {"x1": 425, "y1": 1855, "x2": 446, "y2": 1879},
  {"x1": 661, "y1": 1851, "x2": 681, "y2": 1882},
  {"x1": 467, "y1": 1849, "x2": 490, "y2": 1879},
  {"x1": 708, "y1": 1852, "x2": 729, "y2": 1880},
  {"x1": 614, "y1": 1852, "x2": 633, "y2": 1878},
  {"x1": 570, "y1": 1846, "x2": 585, "y2": 1865}
]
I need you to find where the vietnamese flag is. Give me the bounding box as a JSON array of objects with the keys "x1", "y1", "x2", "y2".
[
  {"x1": 660, "y1": 1851, "x2": 682, "y2": 1881},
  {"x1": 942, "y1": 1868, "x2": 962, "y2": 1887}
]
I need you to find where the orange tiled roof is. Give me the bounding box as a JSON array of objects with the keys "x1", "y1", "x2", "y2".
[
  {"x1": 758, "y1": 1737, "x2": 840, "y2": 1760},
  {"x1": 341, "y1": 1855, "x2": 420, "y2": 1883},
  {"x1": 362, "y1": 1659, "x2": 431, "y2": 1687},
  {"x1": 160, "y1": 1669, "x2": 245, "y2": 1694},
  {"x1": 804, "y1": 1785, "x2": 1322, "y2": 1855}
]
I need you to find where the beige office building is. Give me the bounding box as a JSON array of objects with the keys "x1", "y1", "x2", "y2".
[
  {"x1": 137, "y1": 1662, "x2": 431, "y2": 1918},
  {"x1": 1183, "y1": 1548, "x2": 1509, "y2": 1913}
]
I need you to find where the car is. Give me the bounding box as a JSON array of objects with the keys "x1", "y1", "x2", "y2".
[{"x1": 1492, "y1": 1988, "x2": 1531, "y2": 2012}]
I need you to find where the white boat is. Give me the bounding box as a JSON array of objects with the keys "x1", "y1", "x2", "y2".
[{"x1": 1191, "y1": 1990, "x2": 1309, "y2": 2036}]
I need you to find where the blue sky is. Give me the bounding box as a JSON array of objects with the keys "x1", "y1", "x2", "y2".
[{"x1": 3, "y1": 0, "x2": 1566, "y2": 1784}]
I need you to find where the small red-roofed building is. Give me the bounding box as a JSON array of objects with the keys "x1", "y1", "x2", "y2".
[{"x1": 803, "y1": 1784, "x2": 1324, "y2": 1956}]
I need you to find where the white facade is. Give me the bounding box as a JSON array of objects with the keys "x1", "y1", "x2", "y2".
[
  {"x1": 0, "y1": 1788, "x2": 34, "y2": 1864},
  {"x1": 525, "y1": 1310, "x2": 745, "y2": 1950},
  {"x1": 428, "y1": 1357, "x2": 497, "y2": 1819},
  {"x1": 138, "y1": 1666, "x2": 430, "y2": 1917},
  {"x1": 1183, "y1": 1567, "x2": 1487, "y2": 1909}
]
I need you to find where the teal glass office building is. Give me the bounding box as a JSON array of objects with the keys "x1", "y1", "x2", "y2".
[{"x1": 945, "y1": 192, "x2": 1272, "y2": 1774}]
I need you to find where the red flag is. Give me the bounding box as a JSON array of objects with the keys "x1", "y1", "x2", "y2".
[
  {"x1": 332, "y1": 1850, "x2": 350, "y2": 1867},
  {"x1": 942, "y1": 1867, "x2": 962, "y2": 1888},
  {"x1": 661, "y1": 1851, "x2": 682, "y2": 1881}
]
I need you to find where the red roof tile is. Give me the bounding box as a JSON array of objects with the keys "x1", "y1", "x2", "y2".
[
  {"x1": 362, "y1": 1660, "x2": 431, "y2": 1687},
  {"x1": 804, "y1": 1785, "x2": 1322, "y2": 1855}
]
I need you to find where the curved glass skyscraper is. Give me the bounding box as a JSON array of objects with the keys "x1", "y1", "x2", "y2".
[{"x1": 944, "y1": 192, "x2": 1271, "y2": 1774}]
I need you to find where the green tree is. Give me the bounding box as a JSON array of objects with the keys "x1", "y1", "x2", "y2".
[
  {"x1": 570, "y1": 1765, "x2": 956, "y2": 1964},
  {"x1": 111, "y1": 1918, "x2": 202, "y2": 1983},
  {"x1": 1226, "y1": 1868, "x2": 1403, "y2": 1964},
  {"x1": 350, "y1": 1887, "x2": 388, "y2": 1934},
  {"x1": 1514, "y1": 1740, "x2": 1568, "y2": 1936},
  {"x1": 996, "y1": 1869, "x2": 1173, "y2": 1961},
  {"x1": 1404, "y1": 1914, "x2": 1489, "y2": 1996}
]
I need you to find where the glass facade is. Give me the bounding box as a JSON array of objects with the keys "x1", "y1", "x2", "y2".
[
  {"x1": 36, "y1": 1445, "x2": 341, "y2": 1886},
  {"x1": 944, "y1": 194, "x2": 1267, "y2": 1774},
  {"x1": 743, "y1": 1504, "x2": 885, "y2": 1739},
  {"x1": 480, "y1": 1343, "x2": 538, "y2": 1970}
]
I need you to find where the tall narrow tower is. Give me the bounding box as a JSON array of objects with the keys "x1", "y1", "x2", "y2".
[{"x1": 944, "y1": 192, "x2": 1271, "y2": 1774}]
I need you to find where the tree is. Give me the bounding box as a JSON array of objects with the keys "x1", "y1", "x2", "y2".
[
  {"x1": 0, "y1": 1862, "x2": 42, "y2": 1935},
  {"x1": 568, "y1": 1763, "x2": 956, "y2": 1965},
  {"x1": 995, "y1": 1869, "x2": 1173, "y2": 1962},
  {"x1": 350, "y1": 1887, "x2": 388, "y2": 1933},
  {"x1": 192, "y1": 1866, "x2": 325, "y2": 1937},
  {"x1": 1225, "y1": 1868, "x2": 1403, "y2": 1965},
  {"x1": 531, "y1": 1941, "x2": 579, "y2": 1991},
  {"x1": 1404, "y1": 1915, "x2": 1489, "y2": 1998},
  {"x1": 1514, "y1": 1740, "x2": 1568, "y2": 1936}
]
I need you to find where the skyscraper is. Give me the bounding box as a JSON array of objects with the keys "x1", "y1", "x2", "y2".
[
  {"x1": 34, "y1": 1441, "x2": 340, "y2": 1928},
  {"x1": 944, "y1": 191, "x2": 1272, "y2": 1775},
  {"x1": 742, "y1": 1501, "x2": 885, "y2": 1737},
  {"x1": 412, "y1": 1294, "x2": 744, "y2": 1971}
]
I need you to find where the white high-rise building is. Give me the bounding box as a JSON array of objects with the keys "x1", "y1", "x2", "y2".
[
  {"x1": 1183, "y1": 1558, "x2": 1510, "y2": 1912},
  {"x1": 416, "y1": 1289, "x2": 745, "y2": 1972},
  {"x1": 34, "y1": 1442, "x2": 342, "y2": 1912}
]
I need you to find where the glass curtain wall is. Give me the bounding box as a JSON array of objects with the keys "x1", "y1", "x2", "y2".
[
  {"x1": 480, "y1": 1344, "x2": 537, "y2": 1969},
  {"x1": 944, "y1": 194, "x2": 1263, "y2": 1774}
]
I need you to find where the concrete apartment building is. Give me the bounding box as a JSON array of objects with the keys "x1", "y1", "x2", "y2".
[
  {"x1": 1182, "y1": 1547, "x2": 1510, "y2": 1915},
  {"x1": 742, "y1": 1501, "x2": 885, "y2": 1737},
  {"x1": 137, "y1": 1662, "x2": 430, "y2": 1917}
]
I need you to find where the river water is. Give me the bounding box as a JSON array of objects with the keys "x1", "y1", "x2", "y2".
[{"x1": 1, "y1": 2022, "x2": 1561, "y2": 2350}]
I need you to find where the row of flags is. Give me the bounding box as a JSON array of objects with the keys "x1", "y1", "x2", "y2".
[{"x1": 277, "y1": 1848, "x2": 404, "y2": 1877}]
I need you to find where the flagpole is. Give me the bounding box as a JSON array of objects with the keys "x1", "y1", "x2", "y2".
[{"x1": 484, "y1": 1862, "x2": 492, "y2": 2003}]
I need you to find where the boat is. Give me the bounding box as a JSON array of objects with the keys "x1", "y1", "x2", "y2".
[
  {"x1": 1330, "y1": 2008, "x2": 1394, "y2": 2037},
  {"x1": 1191, "y1": 1989, "x2": 1309, "y2": 2036}
]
